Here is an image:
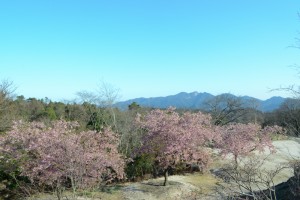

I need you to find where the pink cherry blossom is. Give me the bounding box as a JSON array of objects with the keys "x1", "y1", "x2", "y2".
[
  {"x1": 135, "y1": 108, "x2": 216, "y2": 185},
  {"x1": 0, "y1": 120, "x2": 125, "y2": 190},
  {"x1": 215, "y1": 123, "x2": 280, "y2": 164}
]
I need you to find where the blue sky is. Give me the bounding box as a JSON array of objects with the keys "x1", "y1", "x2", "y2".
[{"x1": 1, "y1": 1, "x2": 300, "y2": 101}]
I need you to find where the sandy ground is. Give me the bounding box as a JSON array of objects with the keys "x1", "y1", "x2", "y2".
[
  {"x1": 254, "y1": 138, "x2": 300, "y2": 184},
  {"x1": 28, "y1": 138, "x2": 300, "y2": 200}
]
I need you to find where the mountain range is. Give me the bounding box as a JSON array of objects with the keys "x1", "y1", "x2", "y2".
[{"x1": 116, "y1": 92, "x2": 286, "y2": 112}]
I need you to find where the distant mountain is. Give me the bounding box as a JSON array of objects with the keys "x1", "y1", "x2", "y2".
[
  {"x1": 259, "y1": 96, "x2": 286, "y2": 112},
  {"x1": 116, "y1": 92, "x2": 286, "y2": 112}
]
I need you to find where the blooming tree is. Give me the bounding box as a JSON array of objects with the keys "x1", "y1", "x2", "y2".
[
  {"x1": 135, "y1": 108, "x2": 216, "y2": 186},
  {"x1": 0, "y1": 120, "x2": 125, "y2": 198},
  {"x1": 215, "y1": 123, "x2": 281, "y2": 165}
]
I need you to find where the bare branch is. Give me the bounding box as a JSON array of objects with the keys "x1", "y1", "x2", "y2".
[
  {"x1": 96, "y1": 81, "x2": 120, "y2": 107},
  {"x1": 76, "y1": 90, "x2": 98, "y2": 104}
]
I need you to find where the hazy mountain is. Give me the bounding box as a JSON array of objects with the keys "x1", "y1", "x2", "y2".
[
  {"x1": 259, "y1": 96, "x2": 286, "y2": 112},
  {"x1": 116, "y1": 92, "x2": 286, "y2": 112}
]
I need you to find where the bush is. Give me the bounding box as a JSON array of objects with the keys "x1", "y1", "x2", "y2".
[{"x1": 126, "y1": 154, "x2": 155, "y2": 181}]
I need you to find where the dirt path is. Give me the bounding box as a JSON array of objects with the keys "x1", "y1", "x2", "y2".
[{"x1": 122, "y1": 173, "x2": 218, "y2": 200}]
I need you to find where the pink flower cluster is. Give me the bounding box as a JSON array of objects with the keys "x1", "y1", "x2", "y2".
[
  {"x1": 135, "y1": 108, "x2": 282, "y2": 169},
  {"x1": 136, "y1": 108, "x2": 216, "y2": 170},
  {"x1": 215, "y1": 123, "x2": 276, "y2": 163},
  {"x1": 0, "y1": 120, "x2": 125, "y2": 189}
]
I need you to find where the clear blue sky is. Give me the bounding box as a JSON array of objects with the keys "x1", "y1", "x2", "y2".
[{"x1": 1, "y1": 1, "x2": 300, "y2": 101}]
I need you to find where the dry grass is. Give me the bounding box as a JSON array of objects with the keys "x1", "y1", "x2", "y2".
[{"x1": 181, "y1": 173, "x2": 219, "y2": 194}]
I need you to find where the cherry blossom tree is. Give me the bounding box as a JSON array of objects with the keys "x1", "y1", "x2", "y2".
[
  {"x1": 135, "y1": 108, "x2": 216, "y2": 186},
  {"x1": 0, "y1": 120, "x2": 125, "y2": 199},
  {"x1": 215, "y1": 123, "x2": 281, "y2": 166}
]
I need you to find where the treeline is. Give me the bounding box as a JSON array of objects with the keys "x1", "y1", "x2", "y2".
[
  {"x1": 0, "y1": 79, "x2": 296, "y2": 129},
  {"x1": 1, "y1": 91, "x2": 298, "y2": 136}
]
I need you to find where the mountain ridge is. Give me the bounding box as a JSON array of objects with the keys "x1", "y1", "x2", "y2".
[{"x1": 116, "y1": 92, "x2": 286, "y2": 112}]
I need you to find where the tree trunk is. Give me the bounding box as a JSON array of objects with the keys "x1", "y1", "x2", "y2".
[
  {"x1": 56, "y1": 183, "x2": 62, "y2": 200},
  {"x1": 163, "y1": 169, "x2": 169, "y2": 186},
  {"x1": 153, "y1": 166, "x2": 158, "y2": 178},
  {"x1": 234, "y1": 155, "x2": 238, "y2": 169},
  {"x1": 70, "y1": 176, "x2": 77, "y2": 197}
]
